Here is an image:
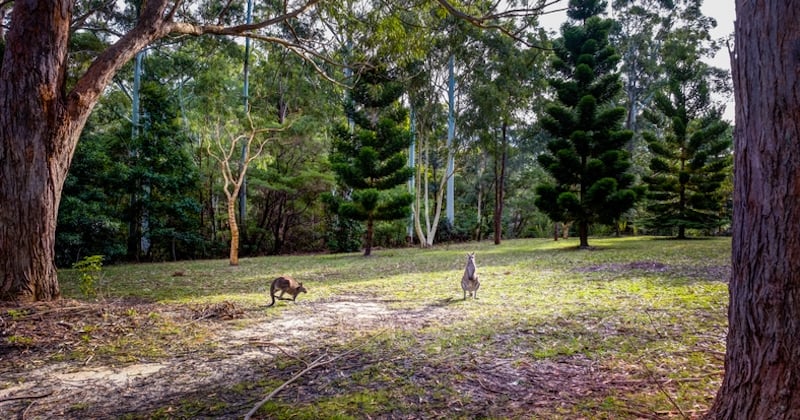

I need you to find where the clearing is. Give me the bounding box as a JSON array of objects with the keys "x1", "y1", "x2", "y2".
[{"x1": 0, "y1": 237, "x2": 730, "y2": 419}]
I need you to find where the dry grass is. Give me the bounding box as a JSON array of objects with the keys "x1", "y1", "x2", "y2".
[{"x1": 0, "y1": 236, "x2": 730, "y2": 419}]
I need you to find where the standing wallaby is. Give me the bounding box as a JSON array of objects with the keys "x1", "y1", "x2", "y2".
[
  {"x1": 461, "y1": 252, "x2": 480, "y2": 299},
  {"x1": 266, "y1": 276, "x2": 308, "y2": 307}
]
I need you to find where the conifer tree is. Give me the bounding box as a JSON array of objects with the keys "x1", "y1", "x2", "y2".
[
  {"x1": 642, "y1": 30, "x2": 732, "y2": 238},
  {"x1": 535, "y1": 0, "x2": 640, "y2": 248},
  {"x1": 330, "y1": 66, "x2": 413, "y2": 256}
]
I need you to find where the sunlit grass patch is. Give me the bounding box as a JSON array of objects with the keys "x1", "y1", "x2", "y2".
[{"x1": 45, "y1": 236, "x2": 732, "y2": 418}]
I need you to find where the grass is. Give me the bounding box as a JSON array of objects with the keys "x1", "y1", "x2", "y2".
[{"x1": 47, "y1": 236, "x2": 731, "y2": 418}]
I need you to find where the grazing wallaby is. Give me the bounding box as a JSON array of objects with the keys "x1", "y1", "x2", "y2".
[
  {"x1": 461, "y1": 252, "x2": 480, "y2": 299},
  {"x1": 266, "y1": 276, "x2": 308, "y2": 307}
]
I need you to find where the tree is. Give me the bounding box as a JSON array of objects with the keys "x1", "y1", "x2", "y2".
[
  {"x1": 641, "y1": 30, "x2": 731, "y2": 238},
  {"x1": 534, "y1": 0, "x2": 640, "y2": 249},
  {"x1": 461, "y1": 28, "x2": 544, "y2": 245},
  {"x1": 204, "y1": 111, "x2": 275, "y2": 266},
  {"x1": 0, "y1": 0, "x2": 323, "y2": 301},
  {"x1": 330, "y1": 66, "x2": 413, "y2": 257},
  {"x1": 707, "y1": 1, "x2": 800, "y2": 417}
]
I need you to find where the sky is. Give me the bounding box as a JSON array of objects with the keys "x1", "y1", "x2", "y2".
[{"x1": 537, "y1": 1, "x2": 736, "y2": 121}]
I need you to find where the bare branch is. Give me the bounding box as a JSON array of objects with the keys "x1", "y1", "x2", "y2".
[
  {"x1": 70, "y1": 0, "x2": 115, "y2": 29},
  {"x1": 433, "y1": 0, "x2": 565, "y2": 48}
]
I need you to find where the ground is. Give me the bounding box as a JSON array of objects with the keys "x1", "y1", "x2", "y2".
[
  {"x1": 0, "y1": 238, "x2": 730, "y2": 419},
  {"x1": 0, "y1": 295, "x2": 716, "y2": 419}
]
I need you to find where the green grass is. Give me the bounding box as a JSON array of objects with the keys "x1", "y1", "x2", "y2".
[{"x1": 52, "y1": 236, "x2": 730, "y2": 418}]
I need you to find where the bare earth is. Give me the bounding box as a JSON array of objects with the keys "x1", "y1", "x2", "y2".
[{"x1": 0, "y1": 291, "x2": 704, "y2": 419}]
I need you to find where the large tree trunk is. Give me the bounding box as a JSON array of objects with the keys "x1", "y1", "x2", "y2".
[
  {"x1": 0, "y1": 1, "x2": 76, "y2": 302},
  {"x1": 707, "y1": 1, "x2": 800, "y2": 418},
  {"x1": 0, "y1": 0, "x2": 168, "y2": 302}
]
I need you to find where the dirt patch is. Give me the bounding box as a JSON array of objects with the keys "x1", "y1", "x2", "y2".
[{"x1": 0, "y1": 296, "x2": 458, "y2": 419}]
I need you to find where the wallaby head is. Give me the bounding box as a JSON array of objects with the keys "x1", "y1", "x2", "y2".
[{"x1": 465, "y1": 252, "x2": 477, "y2": 276}]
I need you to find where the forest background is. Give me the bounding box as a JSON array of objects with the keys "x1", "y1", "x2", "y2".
[{"x1": 51, "y1": 0, "x2": 733, "y2": 267}]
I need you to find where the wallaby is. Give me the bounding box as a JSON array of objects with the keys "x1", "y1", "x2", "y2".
[
  {"x1": 266, "y1": 276, "x2": 308, "y2": 307},
  {"x1": 461, "y1": 252, "x2": 480, "y2": 299}
]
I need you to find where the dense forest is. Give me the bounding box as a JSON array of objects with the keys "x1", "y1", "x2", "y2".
[{"x1": 46, "y1": 0, "x2": 732, "y2": 266}]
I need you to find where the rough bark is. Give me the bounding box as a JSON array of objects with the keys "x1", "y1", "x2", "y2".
[
  {"x1": 0, "y1": 1, "x2": 74, "y2": 301},
  {"x1": 0, "y1": 0, "x2": 169, "y2": 302},
  {"x1": 707, "y1": 1, "x2": 800, "y2": 418}
]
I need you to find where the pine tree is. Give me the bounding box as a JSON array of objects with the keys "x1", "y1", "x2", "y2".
[
  {"x1": 330, "y1": 66, "x2": 413, "y2": 256},
  {"x1": 534, "y1": 0, "x2": 640, "y2": 248},
  {"x1": 642, "y1": 30, "x2": 732, "y2": 238}
]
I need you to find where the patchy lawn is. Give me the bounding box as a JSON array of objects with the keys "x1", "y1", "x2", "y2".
[{"x1": 0, "y1": 236, "x2": 730, "y2": 419}]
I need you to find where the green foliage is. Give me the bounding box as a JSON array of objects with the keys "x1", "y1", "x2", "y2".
[
  {"x1": 535, "y1": 0, "x2": 642, "y2": 247},
  {"x1": 330, "y1": 65, "x2": 413, "y2": 255},
  {"x1": 322, "y1": 193, "x2": 365, "y2": 253},
  {"x1": 72, "y1": 255, "x2": 104, "y2": 298},
  {"x1": 641, "y1": 30, "x2": 732, "y2": 238}
]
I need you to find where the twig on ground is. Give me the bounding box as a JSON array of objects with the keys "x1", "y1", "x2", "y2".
[
  {"x1": 0, "y1": 391, "x2": 53, "y2": 404},
  {"x1": 641, "y1": 363, "x2": 689, "y2": 419},
  {"x1": 244, "y1": 330, "x2": 386, "y2": 419},
  {"x1": 250, "y1": 340, "x2": 309, "y2": 366}
]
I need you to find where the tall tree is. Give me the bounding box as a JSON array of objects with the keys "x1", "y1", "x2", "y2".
[
  {"x1": 641, "y1": 29, "x2": 731, "y2": 238},
  {"x1": 330, "y1": 66, "x2": 413, "y2": 257},
  {"x1": 534, "y1": 0, "x2": 640, "y2": 249},
  {"x1": 0, "y1": 0, "x2": 322, "y2": 302},
  {"x1": 461, "y1": 27, "x2": 544, "y2": 245},
  {"x1": 707, "y1": 0, "x2": 800, "y2": 417},
  {"x1": 204, "y1": 111, "x2": 275, "y2": 266}
]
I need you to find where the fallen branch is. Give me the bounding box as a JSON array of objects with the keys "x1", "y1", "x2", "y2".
[
  {"x1": 0, "y1": 391, "x2": 53, "y2": 404},
  {"x1": 244, "y1": 330, "x2": 386, "y2": 419},
  {"x1": 249, "y1": 340, "x2": 310, "y2": 366}
]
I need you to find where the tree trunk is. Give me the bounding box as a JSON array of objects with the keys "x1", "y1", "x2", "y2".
[
  {"x1": 227, "y1": 197, "x2": 240, "y2": 266},
  {"x1": 494, "y1": 123, "x2": 507, "y2": 245},
  {"x1": 707, "y1": 1, "x2": 800, "y2": 418},
  {"x1": 364, "y1": 218, "x2": 374, "y2": 257},
  {"x1": 0, "y1": 1, "x2": 76, "y2": 302},
  {"x1": 578, "y1": 221, "x2": 589, "y2": 249},
  {"x1": 0, "y1": 0, "x2": 169, "y2": 302}
]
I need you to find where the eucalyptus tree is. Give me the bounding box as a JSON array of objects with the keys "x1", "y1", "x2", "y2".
[
  {"x1": 708, "y1": 1, "x2": 800, "y2": 417},
  {"x1": 534, "y1": 0, "x2": 641, "y2": 249},
  {"x1": 460, "y1": 28, "x2": 545, "y2": 245},
  {"x1": 204, "y1": 109, "x2": 279, "y2": 266},
  {"x1": 641, "y1": 28, "x2": 732, "y2": 238}
]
